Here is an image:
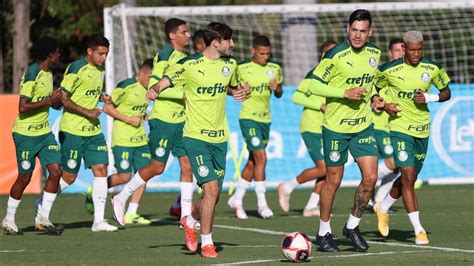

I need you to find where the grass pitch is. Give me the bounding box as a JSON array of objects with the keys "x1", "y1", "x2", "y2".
[{"x1": 1, "y1": 185, "x2": 473, "y2": 265}]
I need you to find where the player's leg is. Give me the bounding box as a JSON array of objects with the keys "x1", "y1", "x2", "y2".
[
  {"x1": 227, "y1": 153, "x2": 253, "y2": 218},
  {"x1": 279, "y1": 132, "x2": 325, "y2": 213},
  {"x1": 373, "y1": 131, "x2": 398, "y2": 209},
  {"x1": 303, "y1": 175, "x2": 326, "y2": 217}
]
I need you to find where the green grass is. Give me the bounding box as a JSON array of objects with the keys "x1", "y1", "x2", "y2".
[{"x1": 1, "y1": 185, "x2": 473, "y2": 265}]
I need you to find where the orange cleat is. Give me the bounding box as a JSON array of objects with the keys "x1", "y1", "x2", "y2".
[
  {"x1": 201, "y1": 244, "x2": 218, "y2": 258},
  {"x1": 181, "y1": 216, "x2": 198, "y2": 252}
]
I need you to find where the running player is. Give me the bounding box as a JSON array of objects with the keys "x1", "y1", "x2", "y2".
[
  {"x1": 145, "y1": 22, "x2": 247, "y2": 258},
  {"x1": 277, "y1": 40, "x2": 336, "y2": 217},
  {"x1": 56, "y1": 34, "x2": 117, "y2": 232},
  {"x1": 375, "y1": 31, "x2": 451, "y2": 245},
  {"x1": 2, "y1": 37, "x2": 62, "y2": 235},
  {"x1": 227, "y1": 35, "x2": 283, "y2": 219},
  {"x1": 101, "y1": 59, "x2": 154, "y2": 225},
  {"x1": 308, "y1": 9, "x2": 384, "y2": 252}
]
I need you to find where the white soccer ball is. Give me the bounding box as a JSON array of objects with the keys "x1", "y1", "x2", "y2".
[{"x1": 281, "y1": 232, "x2": 312, "y2": 262}]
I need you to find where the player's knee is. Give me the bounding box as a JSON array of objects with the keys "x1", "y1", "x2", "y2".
[
  {"x1": 49, "y1": 168, "x2": 62, "y2": 180},
  {"x1": 17, "y1": 174, "x2": 32, "y2": 185},
  {"x1": 252, "y1": 150, "x2": 267, "y2": 165},
  {"x1": 402, "y1": 174, "x2": 417, "y2": 185}
]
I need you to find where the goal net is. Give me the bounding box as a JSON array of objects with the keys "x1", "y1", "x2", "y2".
[{"x1": 103, "y1": 2, "x2": 474, "y2": 190}]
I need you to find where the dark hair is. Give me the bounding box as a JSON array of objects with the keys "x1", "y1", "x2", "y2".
[
  {"x1": 388, "y1": 38, "x2": 404, "y2": 51},
  {"x1": 348, "y1": 9, "x2": 372, "y2": 27},
  {"x1": 165, "y1": 18, "x2": 186, "y2": 41},
  {"x1": 203, "y1": 22, "x2": 233, "y2": 46},
  {"x1": 88, "y1": 34, "x2": 110, "y2": 49},
  {"x1": 252, "y1": 35, "x2": 271, "y2": 48},
  {"x1": 192, "y1": 29, "x2": 205, "y2": 44},
  {"x1": 319, "y1": 40, "x2": 336, "y2": 54},
  {"x1": 140, "y1": 58, "x2": 154, "y2": 69},
  {"x1": 32, "y1": 36, "x2": 59, "y2": 61}
]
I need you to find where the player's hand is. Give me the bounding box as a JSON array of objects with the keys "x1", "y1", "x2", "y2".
[
  {"x1": 146, "y1": 89, "x2": 158, "y2": 101},
  {"x1": 384, "y1": 103, "x2": 401, "y2": 116},
  {"x1": 100, "y1": 93, "x2": 111, "y2": 103},
  {"x1": 232, "y1": 87, "x2": 247, "y2": 102},
  {"x1": 269, "y1": 79, "x2": 278, "y2": 91},
  {"x1": 127, "y1": 116, "x2": 141, "y2": 127},
  {"x1": 413, "y1": 90, "x2": 427, "y2": 104},
  {"x1": 241, "y1": 83, "x2": 251, "y2": 95},
  {"x1": 51, "y1": 102, "x2": 63, "y2": 110},
  {"x1": 50, "y1": 89, "x2": 62, "y2": 105},
  {"x1": 87, "y1": 108, "x2": 102, "y2": 118},
  {"x1": 371, "y1": 95, "x2": 385, "y2": 113},
  {"x1": 344, "y1": 87, "x2": 367, "y2": 100},
  {"x1": 320, "y1": 103, "x2": 327, "y2": 112}
]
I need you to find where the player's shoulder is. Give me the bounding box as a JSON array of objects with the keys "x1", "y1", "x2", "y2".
[
  {"x1": 177, "y1": 52, "x2": 204, "y2": 65},
  {"x1": 116, "y1": 77, "x2": 137, "y2": 89},
  {"x1": 322, "y1": 41, "x2": 351, "y2": 60},
  {"x1": 379, "y1": 58, "x2": 403, "y2": 72},
  {"x1": 238, "y1": 58, "x2": 252, "y2": 66},
  {"x1": 365, "y1": 42, "x2": 382, "y2": 54},
  {"x1": 420, "y1": 57, "x2": 443, "y2": 69},
  {"x1": 304, "y1": 67, "x2": 317, "y2": 79},
  {"x1": 157, "y1": 44, "x2": 175, "y2": 62},
  {"x1": 65, "y1": 57, "x2": 88, "y2": 74},
  {"x1": 23, "y1": 63, "x2": 41, "y2": 82},
  {"x1": 220, "y1": 55, "x2": 238, "y2": 65},
  {"x1": 267, "y1": 59, "x2": 282, "y2": 69}
]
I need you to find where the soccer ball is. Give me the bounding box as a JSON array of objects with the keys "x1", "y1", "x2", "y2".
[{"x1": 281, "y1": 232, "x2": 312, "y2": 262}]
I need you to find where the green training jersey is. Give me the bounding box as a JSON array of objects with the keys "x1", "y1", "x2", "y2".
[
  {"x1": 148, "y1": 44, "x2": 187, "y2": 123},
  {"x1": 165, "y1": 53, "x2": 240, "y2": 143},
  {"x1": 372, "y1": 87, "x2": 390, "y2": 132},
  {"x1": 60, "y1": 57, "x2": 105, "y2": 136},
  {"x1": 293, "y1": 75, "x2": 325, "y2": 134},
  {"x1": 12, "y1": 63, "x2": 54, "y2": 136},
  {"x1": 308, "y1": 41, "x2": 381, "y2": 133},
  {"x1": 374, "y1": 57, "x2": 451, "y2": 138},
  {"x1": 238, "y1": 60, "x2": 283, "y2": 123},
  {"x1": 111, "y1": 78, "x2": 149, "y2": 147}
]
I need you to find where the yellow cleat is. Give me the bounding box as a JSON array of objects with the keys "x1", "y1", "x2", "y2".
[
  {"x1": 124, "y1": 213, "x2": 151, "y2": 225},
  {"x1": 415, "y1": 230, "x2": 429, "y2": 245},
  {"x1": 376, "y1": 203, "x2": 390, "y2": 237}
]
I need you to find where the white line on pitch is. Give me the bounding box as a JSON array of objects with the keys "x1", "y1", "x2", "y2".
[
  {"x1": 212, "y1": 250, "x2": 427, "y2": 265},
  {"x1": 0, "y1": 250, "x2": 25, "y2": 253},
  {"x1": 213, "y1": 224, "x2": 474, "y2": 254}
]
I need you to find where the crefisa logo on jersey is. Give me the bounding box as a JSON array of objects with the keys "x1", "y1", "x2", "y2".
[
  {"x1": 267, "y1": 70, "x2": 275, "y2": 79},
  {"x1": 421, "y1": 72, "x2": 430, "y2": 83},
  {"x1": 222, "y1": 66, "x2": 231, "y2": 77},
  {"x1": 369, "y1": 57, "x2": 377, "y2": 68}
]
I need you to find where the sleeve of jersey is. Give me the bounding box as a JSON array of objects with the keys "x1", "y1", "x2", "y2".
[
  {"x1": 306, "y1": 59, "x2": 345, "y2": 98},
  {"x1": 111, "y1": 87, "x2": 126, "y2": 106},
  {"x1": 165, "y1": 62, "x2": 187, "y2": 89},
  {"x1": 276, "y1": 65, "x2": 283, "y2": 84},
  {"x1": 148, "y1": 54, "x2": 167, "y2": 89},
  {"x1": 60, "y1": 67, "x2": 79, "y2": 95},
  {"x1": 292, "y1": 79, "x2": 324, "y2": 110},
  {"x1": 158, "y1": 87, "x2": 183, "y2": 99},
  {"x1": 433, "y1": 67, "x2": 451, "y2": 90},
  {"x1": 229, "y1": 63, "x2": 240, "y2": 88},
  {"x1": 372, "y1": 68, "x2": 388, "y2": 91},
  {"x1": 19, "y1": 80, "x2": 34, "y2": 100}
]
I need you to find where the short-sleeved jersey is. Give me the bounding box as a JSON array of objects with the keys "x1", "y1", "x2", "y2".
[
  {"x1": 111, "y1": 78, "x2": 149, "y2": 147},
  {"x1": 238, "y1": 59, "x2": 283, "y2": 123},
  {"x1": 13, "y1": 63, "x2": 54, "y2": 136},
  {"x1": 372, "y1": 87, "x2": 390, "y2": 132},
  {"x1": 309, "y1": 41, "x2": 381, "y2": 133},
  {"x1": 165, "y1": 53, "x2": 240, "y2": 143},
  {"x1": 148, "y1": 44, "x2": 187, "y2": 123},
  {"x1": 295, "y1": 75, "x2": 325, "y2": 134},
  {"x1": 60, "y1": 57, "x2": 105, "y2": 136},
  {"x1": 374, "y1": 57, "x2": 451, "y2": 138}
]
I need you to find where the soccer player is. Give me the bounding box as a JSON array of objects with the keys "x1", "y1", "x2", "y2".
[
  {"x1": 227, "y1": 35, "x2": 283, "y2": 219},
  {"x1": 2, "y1": 37, "x2": 62, "y2": 235},
  {"x1": 192, "y1": 29, "x2": 206, "y2": 52},
  {"x1": 100, "y1": 59, "x2": 154, "y2": 225},
  {"x1": 375, "y1": 31, "x2": 451, "y2": 245},
  {"x1": 55, "y1": 34, "x2": 117, "y2": 232},
  {"x1": 307, "y1": 9, "x2": 384, "y2": 252},
  {"x1": 278, "y1": 40, "x2": 336, "y2": 217},
  {"x1": 145, "y1": 22, "x2": 247, "y2": 258},
  {"x1": 371, "y1": 38, "x2": 404, "y2": 211}
]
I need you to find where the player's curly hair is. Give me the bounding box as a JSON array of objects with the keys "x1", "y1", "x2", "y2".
[{"x1": 32, "y1": 36, "x2": 59, "y2": 62}]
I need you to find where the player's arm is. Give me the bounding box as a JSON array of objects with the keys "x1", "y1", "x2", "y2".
[
  {"x1": 414, "y1": 67, "x2": 452, "y2": 104},
  {"x1": 229, "y1": 64, "x2": 247, "y2": 101},
  {"x1": 61, "y1": 90, "x2": 101, "y2": 118},
  {"x1": 292, "y1": 79, "x2": 325, "y2": 110},
  {"x1": 270, "y1": 66, "x2": 283, "y2": 98},
  {"x1": 18, "y1": 89, "x2": 62, "y2": 113},
  {"x1": 103, "y1": 103, "x2": 141, "y2": 127}
]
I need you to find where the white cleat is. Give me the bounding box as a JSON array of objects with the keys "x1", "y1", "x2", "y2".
[
  {"x1": 91, "y1": 220, "x2": 118, "y2": 232},
  {"x1": 277, "y1": 183, "x2": 290, "y2": 213},
  {"x1": 227, "y1": 197, "x2": 248, "y2": 219},
  {"x1": 303, "y1": 207, "x2": 321, "y2": 217},
  {"x1": 258, "y1": 206, "x2": 274, "y2": 219},
  {"x1": 34, "y1": 216, "x2": 63, "y2": 235},
  {"x1": 111, "y1": 196, "x2": 125, "y2": 226},
  {"x1": 2, "y1": 218, "x2": 22, "y2": 235}
]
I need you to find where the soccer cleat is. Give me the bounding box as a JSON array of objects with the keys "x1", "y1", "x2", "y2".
[
  {"x1": 303, "y1": 207, "x2": 320, "y2": 217},
  {"x1": 415, "y1": 230, "x2": 429, "y2": 245},
  {"x1": 376, "y1": 203, "x2": 390, "y2": 237},
  {"x1": 2, "y1": 218, "x2": 22, "y2": 235},
  {"x1": 227, "y1": 197, "x2": 248, "y2": 219},
  {"x1": 124, "y1": 213, "x2": 151, "y2": 225},
  {"x1": 169, "y1": 206, "x2": 181, "y2": 218},
  {"x1": 111, "y1": 196, "x2": 126, "y2": 226},
  {"x1": 316, "y1": 232, "x2": 340, "y2": 252},
  {"x1": 181, "y1": 216, "x2": 198, "y2": 252},
  {"x1": 277, "y1": 183, "x2": 290, "y2": 213},
  {"x1": 201, "y1": 244, "x2": 218, "y2": 258},
  {"x1": 84, "y1": 186, "x2": 94, "y2": 215},
  {"x1": 34, "y1": 196, "x2": 42, "y2": 219},
  {"x1": 34, "y1": 216, "x2": 63, "y2": 235},
  {"x1": 91, "y1": 220, "x2": 118, "y2": 232},
  {"x1": 258, "y1": 206, "x2": 274, "y2": 219},
  {"x1": 343, "y1": 224, "x2": 369, "y2": 251}
]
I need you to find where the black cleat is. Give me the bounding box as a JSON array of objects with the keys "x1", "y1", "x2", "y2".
[
  {"x1": 44, "y1": 225, "x2": 64, "y2": 236},
  {"x1": 316, "y1": 232, "x2": 340, "y2": 252},
  {"x1": 342, "y1": 224, "x2": 369, "y2": 251}
]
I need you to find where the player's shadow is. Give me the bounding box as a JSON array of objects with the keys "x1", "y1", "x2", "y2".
[
  {"x1": 311, "y1": 238, "x2": 368, "y2": 252},
  {"x1": 147, "y1": 241, "x2": 236, "y2": 255},
  {"x1": 363, "y1": 229, "x2": 428, "y2": 244}
]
